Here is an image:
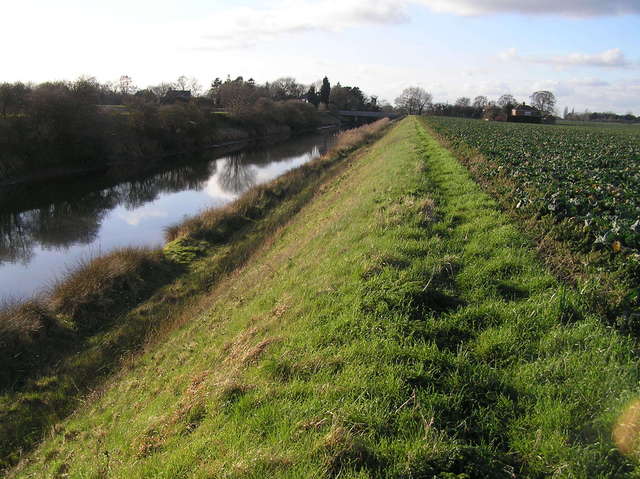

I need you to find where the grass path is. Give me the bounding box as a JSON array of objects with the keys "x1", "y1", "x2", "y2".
[{"x1": 12, "y1": 117, "x2": 640, "y2": 478}]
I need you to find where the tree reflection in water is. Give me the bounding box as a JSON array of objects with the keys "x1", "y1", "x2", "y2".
[
  {"x1": 0, "y1": 213, "x2": 35, "y2": 264},
  {"x1": 218, "y1": 154, "x2": 257, "y2": 195},
  {"x1": 0, "y1": 163, "x2": 217, "y2": 264}
]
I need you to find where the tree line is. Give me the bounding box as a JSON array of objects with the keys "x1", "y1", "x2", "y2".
[
  {"x1": 206, "y1": 75, "x2": 384, "y2": 114},
  {"x1": 0, "y1": 74, "x2": 386, "y2": 124},
  {"x1": 394, "y1": 87, "x2": 637, "y2": 124},
  {"x1": 563, "y1": 107, "x2": 638, "y2": 124},
  {"x1": 394, "y1": 86, "x2": 558, "y2": 118}
]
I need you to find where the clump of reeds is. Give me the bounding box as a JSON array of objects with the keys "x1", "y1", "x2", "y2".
[
  {"x1": 165, "y1": 187, "x2": 269, "y2": 242},
  {"x1": 0, "y1": 300, "x2": 54, "y2": 348},
  {"x1": 48, "y1": 247, "x2": 163, "y2": 327},
  {"x1": 0, "y1": 246, "x2": 168, "y2": 388}
]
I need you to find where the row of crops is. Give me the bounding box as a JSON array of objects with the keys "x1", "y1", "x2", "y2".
[{"x1": 424, "y1": 117, "x2": 640, "y2": 255}]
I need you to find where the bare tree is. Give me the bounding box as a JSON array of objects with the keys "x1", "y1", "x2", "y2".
[
  {"x1": 394, "y1": 87, "x2": 432, "y2": 115},
  {"x1": 72, "y1": 76, "x2": 101, "y2": 104},
  {"x1": 171, "y1": 76, "x2": 203, "y2": 97},
  {"x1": 472, "y1": 95, "x2": 489, "y2": 109},
  {"x1": 218, "y1": 78, "x2": 268, "y2": 114},
  {"x1": 118, "y1": 75, "x2": 136, "y2": 95},
  {"x1": 269, "y1": 77, "x2": 305, "y2": 100},
  {"x1": 174, "y1": 75, "x2": 189, "y2": 90},
  {"x1": 455, "y1": 97, "x2": 471, "y2": 108},
  {"x1": 530, "y1": 91, "x2": 556, "y2": 115},
  {"x1": 497, "y1": 94, "x2": 517, "y2": 107},
  {"x1": 149, "y1": 82, "x2": 174, "y2": 99},
  {"x1": 188, "y1": 78, "x2": 203, "y2": 97}
]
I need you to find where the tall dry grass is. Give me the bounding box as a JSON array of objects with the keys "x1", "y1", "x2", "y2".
[
  {"x1": 48, "y1": 247, "x2": 164, "y2": 326},
  {"x1": 0, "y1": 299, "x2": 59, "y2": 385},
  {"x1": 328, "y1": 118, "x2": 390, "y2": 156},
  {"x1": 0, "y1": 300, "x2": 54, "y2": 349},
  {"x1": 0, "y1": 247, "x2": 168, "y2": 388}
]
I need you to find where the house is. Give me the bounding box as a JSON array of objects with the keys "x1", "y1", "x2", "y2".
[
  {"x1": 510, "y1": 103, "x2": 541, "y2": 123},
  {"x1": 162, "y1": 90, "x2": 192, "y2": 104}
]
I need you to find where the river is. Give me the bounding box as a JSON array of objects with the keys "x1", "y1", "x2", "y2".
[{"x1": 0, "y1": 131, "x2": 337, "y2": 300}]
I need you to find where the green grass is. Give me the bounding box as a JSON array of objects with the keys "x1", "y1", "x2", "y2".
[{"x1": 9, "y1": 117, "x2": 640, "y2": 478}]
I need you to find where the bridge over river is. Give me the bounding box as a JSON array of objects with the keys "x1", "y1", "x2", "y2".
[{"x1": 337, "y1": 110, "x2": 401, "y2": 125}]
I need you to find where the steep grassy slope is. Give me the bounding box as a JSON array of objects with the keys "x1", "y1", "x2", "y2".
[{"x1": 11, "y1": 117, "x2": 640, "y2": 478}]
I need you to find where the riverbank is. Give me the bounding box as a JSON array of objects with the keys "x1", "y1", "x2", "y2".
[
  {"x1": 0, "y1": 119, "x2": 390, "y2": 472},
  {"x1": 7, "y1": 116, "x2": 640, "y2": 477},
  {"x1": 0, "y1": 109, "x2": 340, "y2": 193}
]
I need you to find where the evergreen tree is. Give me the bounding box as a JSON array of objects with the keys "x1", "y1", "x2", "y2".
[
  {"x1": 209, "y1": 78, "x2": 223, "y2": 106},
  {"x1": 319, "y1": 77, "x2": 331, "y2": 105}
]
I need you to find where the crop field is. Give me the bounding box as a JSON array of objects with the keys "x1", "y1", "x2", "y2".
[{"x1": 424, "y1": 117, "x2": 640, "y2": 255}]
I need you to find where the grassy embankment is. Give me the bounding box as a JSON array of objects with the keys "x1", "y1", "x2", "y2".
[
  {"x1": 9, "y1": 117, "x2": 640, "y2": 478},
  {"x1": 0, "y1": 120, "x2": 389, "y2": 471}
]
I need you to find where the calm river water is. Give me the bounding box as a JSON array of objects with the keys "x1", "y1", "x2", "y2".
[{"x1": 0, "y1": 131, "x2": 336, "y2": 300}]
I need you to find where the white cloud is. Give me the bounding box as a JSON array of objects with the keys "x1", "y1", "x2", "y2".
[
  {"x1": 195, "y1": 0, "x2": 640, "y2": 51},
  {"x1": 555, "y1": 48, "x2": 631, "y2": 67},
  {"x1": 498, "y1": 47, "x2": 519, "y2": 62},
  {"x1": 196, "y1": 0, "x2": 409, "y2": 50},
  {"x1": 537, "y1": 78, "x2": 640, "y2": 113},
  {"x1": 188, "y1": 0, "x2": 640, "y2": 52},
  {"x1": 416, "y1": 0, "x2": 640, "y2": 17},
  {"x1": 499, "y1": 47, "x2": 634, "y2": 68}
]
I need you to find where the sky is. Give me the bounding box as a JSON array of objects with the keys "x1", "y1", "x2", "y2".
[{"x1": 2, "y1": 0, "x2": 640, "y2": 114}]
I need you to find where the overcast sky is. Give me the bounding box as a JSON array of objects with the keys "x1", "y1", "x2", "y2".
[{"x1": 2, "y1": 0, "x2": 640, "y2": 113}]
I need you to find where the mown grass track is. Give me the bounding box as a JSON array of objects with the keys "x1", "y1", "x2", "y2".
[{"x1": 11, "y1": 117, "x2": 640, "y2": 478}]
